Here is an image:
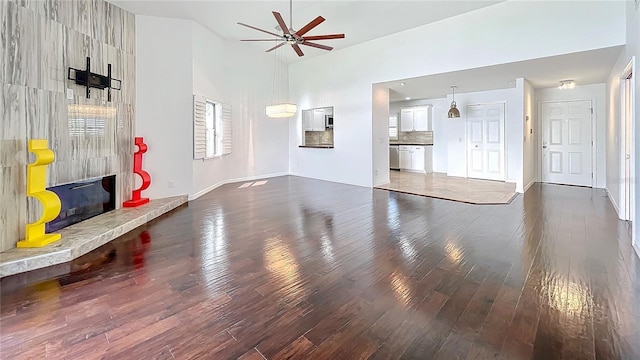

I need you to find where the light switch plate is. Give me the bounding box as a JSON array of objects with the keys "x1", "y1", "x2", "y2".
[{"x1": 66, "y1": 88, "x2": 74, "y2": 100}]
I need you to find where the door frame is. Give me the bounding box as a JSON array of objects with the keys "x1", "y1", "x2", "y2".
[
  {"x1": 538, "y1": 99, "x2": 595, "y2": 187},
  {"x1": 465, "y1": 101, "x2": 507, "y2": 181},
  {"x1": 619, "y1": 58, "x2": 635, "y2": 225}
]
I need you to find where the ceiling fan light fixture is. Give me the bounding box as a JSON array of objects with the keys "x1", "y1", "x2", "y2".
[
  {"x1": 448, "y1": 86, "x2": 460, "y2": 118},
  {"x1": 237, "y1": 0, "x2": 344, "y2": 57}
]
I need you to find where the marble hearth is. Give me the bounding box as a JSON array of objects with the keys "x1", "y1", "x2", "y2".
[{"x1": 0, "y1": 195, "x2": 187, "y2": 278}]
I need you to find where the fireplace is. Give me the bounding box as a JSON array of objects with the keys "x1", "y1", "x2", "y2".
[{"x1": 45, "y1": 175, "x2": 116, "y2": 232}]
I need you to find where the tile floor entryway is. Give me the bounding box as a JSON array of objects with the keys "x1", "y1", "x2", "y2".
[{"x1": 376, "y1": 171, "x2": 517, "y2": 204}]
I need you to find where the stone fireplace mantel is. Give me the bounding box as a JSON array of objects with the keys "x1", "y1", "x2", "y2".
[{"x1": 0, "y1": 195, "x2": 187, "y2": 278}]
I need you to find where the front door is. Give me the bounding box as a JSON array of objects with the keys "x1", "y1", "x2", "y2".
[
  {"x1": 541, "y1": 101, "x2": 592, "y2": 186},
  {"x1": 466, "y1": 103, "x2": 505, "y2": 181}
]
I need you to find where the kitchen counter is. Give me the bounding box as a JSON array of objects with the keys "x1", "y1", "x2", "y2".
[
  {"x1": 390, "y1": 143, "x2": 433, "y2": 146},
  {"x1": 299, "y1": 145, "x2": 334, "y2": 148}
]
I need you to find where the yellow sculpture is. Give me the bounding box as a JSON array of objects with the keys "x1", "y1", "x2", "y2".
[{"x1": 17, "y1": 140, "x2": 62, "y2": 248}]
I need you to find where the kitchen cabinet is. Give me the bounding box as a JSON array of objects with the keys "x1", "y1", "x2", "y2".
[
  {"x1": 399, "y1": 146, "x2": 412, "y2": 170},
  {"x1": 400, "y1": 106, "x2": 432, "y2": 132},
  {"x1": 303, "y1": 110, "x2": 313, "y2": 131},
  {"x1": 312, "y1": 108, "x2": 326, "y2": 131},
  {"x1": 399, "y1": 145, "x2": 433, "y2": 173},
  {"x1": 303, "y1": 108, "x2": 327, "y2": 131}
]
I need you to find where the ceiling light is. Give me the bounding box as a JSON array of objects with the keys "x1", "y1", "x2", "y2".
[
  {"x1": 266, "y1": 46, "x2": 296, "y2": 118},
  {"x1": 558, "y1": 80, "x2": 575, "y2": 90},
  {"x1": 448, "y1": 86, "x2": 460, "y2": 118},
  {"x1": 266, "y1": 103, "x2": 297, "y2": 118},
  {"x1": 405, "y1": 97, "x2": 411, "y2": 100},
  {"x1": 400, "y1": 82, "x2": 406, "y2": 86}
]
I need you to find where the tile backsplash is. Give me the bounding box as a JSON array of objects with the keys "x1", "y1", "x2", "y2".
[
  {"x1": 305, "y1": 129, "x2": 334, "y2": 145},
  {"x1": 393, "y1": 131, "x2": 433, "y2": 144}
]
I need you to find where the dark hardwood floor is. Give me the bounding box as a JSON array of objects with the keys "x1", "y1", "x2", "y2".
[{"x1": 1, "y1": 176, "x2": 639, "y2": 359}]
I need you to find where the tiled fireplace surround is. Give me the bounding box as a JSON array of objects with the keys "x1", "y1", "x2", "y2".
[{"x1": 0, "y1": 0, "x2": 185, "y2": 276}]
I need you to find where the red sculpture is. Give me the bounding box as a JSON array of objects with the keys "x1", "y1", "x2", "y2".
[{"x1": 123, "y1": 137, "x2": 151, "y2": 207}]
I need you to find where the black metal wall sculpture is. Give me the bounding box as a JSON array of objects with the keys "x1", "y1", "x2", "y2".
[{"x1": 67, "y1": 57, "x2": 122, "y2": 101}]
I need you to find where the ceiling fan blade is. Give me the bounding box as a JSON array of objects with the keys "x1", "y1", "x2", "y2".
[
  {"x1": 266, "y1": 42, "x2": 287, "y2": 52},
  {"x1": 292, "y1": 44, "x2": 304, "y2": 57},
  {"x1": 272, "y1": 12, "x2": 291, "y2": 35},
  {"x1": 295, "y1": 16, "x2": 325, "y2": 37},
  {"x1": 238, "y1": 22, "x2": 283, "y2": 38},
  {"x1": 302, "y1": 34, "x2": 345, "y2": 41},
  {"x1": 301, "y1": 41, "x2": 333, "y2": 51},
  {"x1": 241, "y1": 39, "x2": 284, "y2": 42}
]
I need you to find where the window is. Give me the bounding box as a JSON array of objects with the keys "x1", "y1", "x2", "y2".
[
  {"x1": 194, "y1": 95, "x2": 232, "y2": 160},
  {"x1": 389, "y1": 115, "x2": 398, "y2": 140},
  {"x1": 205, "y1": 100, "x2": 220, "y2": 158}
]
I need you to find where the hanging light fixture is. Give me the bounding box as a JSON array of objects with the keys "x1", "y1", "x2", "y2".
[
  {"x1": 266, "y1": 28, "x2": 297, "y2": 118},
  {"x1": 447, "y1": 86, "x2": 460, "y2": 118}
]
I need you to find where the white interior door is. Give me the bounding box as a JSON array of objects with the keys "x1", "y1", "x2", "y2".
[
  {"x1": 541, "y1": 101, "x2": 592, "y2": 186},
  {"x1": 466, "y1": 104, "x2": 505, "y2": 181}
]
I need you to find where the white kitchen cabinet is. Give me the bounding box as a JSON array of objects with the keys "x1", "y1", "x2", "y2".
[
  {"x1": 302, "y1": 110, "x2": 313, "y2": 131},
  {"x1": 312, "y1": 108, "x2": 326, "y2": 131},
  {"x1": 399, "y1": 106, "x2": 432, "y2": 132},
  {"x1": 400, "y1": 109, "x2": 414, "y2": 132},
  {"x1": 399, "y1": 146, "x2": 412, "y2": 170},
  {"x1": 413, "y1": 107, "x2": 430, "y2": 131},
  {"x1": 398, "y1": 145, "x2": 433, "y2": 173},
  {"x1": 411, "y1": 146, "x2": 425, "y2": 172}
]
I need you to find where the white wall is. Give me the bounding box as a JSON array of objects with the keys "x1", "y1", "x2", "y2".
[
  {"x1": 289, "y1": 0, "x2": 625, "y2": 188},
  {"x1": 523, "y1": 79, "x2": 536, "y2": 191},
  {"x1": 443, "y1": 83, "x2": 524, "y2": 191},
  {"x1": 536, "y1": 83, "x2": 607, "y2": 189},
  {"x1": 137, "y1": 17, "x2": 288, "y2": 200},
  {"x1": 607, "y1": 1, "x2": 640, "y2": 254},
  {"x1": 191, "y1": 23, "x2": 289, "y2": 199},
  {"x1": 136, "y1": 16, "x2": 194, "y2": 199},
  {"x1": 372, "y1": 85, "x2": 390, "y2": 186}
]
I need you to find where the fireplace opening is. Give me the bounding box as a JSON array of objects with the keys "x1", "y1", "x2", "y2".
[{"x1": 46, "y1": 175, "x2": 116, "y2": 232}]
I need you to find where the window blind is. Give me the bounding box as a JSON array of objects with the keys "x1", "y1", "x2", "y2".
[
  {"x1": 221, "y1": 104, "x2": 232, "y2": 155},
  {"x1": 193, "y1": 95, "x2": 207, "y2": 160}
]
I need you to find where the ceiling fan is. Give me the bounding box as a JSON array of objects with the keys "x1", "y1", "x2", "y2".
[{"x1": 237, "y1": 0, "x2": 345, "y2": 57}]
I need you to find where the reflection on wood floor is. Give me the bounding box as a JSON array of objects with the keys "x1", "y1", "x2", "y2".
[
  {"x1": 376, "y1": 171, "x2": 517, "y2": 204},
  {"x1": 1, "y1": 176, "x2": 639, "y2": 359}
]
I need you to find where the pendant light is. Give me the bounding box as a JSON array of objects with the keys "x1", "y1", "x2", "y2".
[
  {"x1": 447, "y1": 86, "x2": 460, "y2": 118},
  {"x1": 266, "y1": 37, "x2": 297, "y2": 118}
]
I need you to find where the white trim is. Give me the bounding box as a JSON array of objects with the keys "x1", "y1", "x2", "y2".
[
  {"x1": 523, "y1": 179, "x2": 536, "y2": 193},
  {"x1": 188, "y1": 172, "x2": 289, "y2": 201},
  {"x1": 606, "y1": 187, "x2": 620, "y2": 214},
  {"x1": 619, "y1": 57, "x2": 635, "y2": 223},
  {"x1": 289, "y1": 172, "x2": 371, "y2": 188},
  {"x1": 634, "y1": 241, "x2": 640, "y2": 260}
]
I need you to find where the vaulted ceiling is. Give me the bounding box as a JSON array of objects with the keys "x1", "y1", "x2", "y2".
[{"x1": 108, "y1": 0, "x2": 503, "y2": 61}]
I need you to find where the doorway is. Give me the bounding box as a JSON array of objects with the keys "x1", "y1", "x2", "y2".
[
  {"x1": 540, "y1": 100, "x2": 593, "y2": 186},
  {"x1": 466, "y1": 103, "x2": 505, "y2": 181}
]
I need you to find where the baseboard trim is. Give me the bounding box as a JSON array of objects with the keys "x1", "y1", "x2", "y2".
[
  {"x1": 188, "y1": 172, "x2": 289, "y2": 201},
  {"x1": 524, "y1": 180, "x2": 536, "y2": 193},
  {"x1": 288, "y1": 172, "x2": 371, "y2": 189},
  {"x1": 605, "y1": 187, "x2": 620, "y2": 216}
]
